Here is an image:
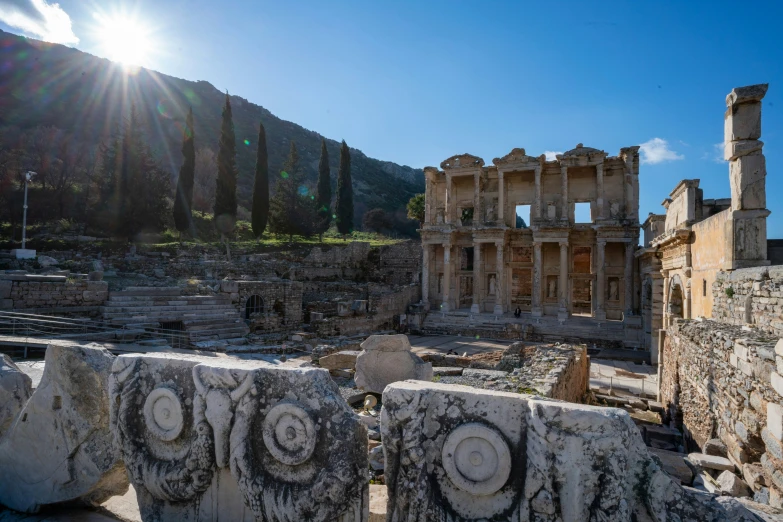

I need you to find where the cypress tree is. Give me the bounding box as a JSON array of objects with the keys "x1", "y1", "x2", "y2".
[
  {"x1": 251, "y1": 121, "x2": 269, "y2": 238},
  {"x1": 213, "y1": 93, "x2": 237, "y2": 235},
  {"x1": 269, "y1": 141, "x2": 317, "y2": 241},
  {"x1": 173, "y1": 107, "x2": 195, "y2": 238},
  {"x1": 335, "y1": 140, "x2": 353, "y2": 236},
  {"x1": 315, "y1": 138, "x2": 332, "y2": 240}
]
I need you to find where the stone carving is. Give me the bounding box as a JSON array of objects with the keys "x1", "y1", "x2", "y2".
[
  {"x1": 609, "y1": 278, "x2": 619, "y2": 301},
  {"x1": 547, "y1": 277, "x2": 557, "y2": 299},
  {"x1": 354, "y1": 335, "x2": 433, "y2": 394},
  {"x1": 488, "y1": 274, "x2": 496, "y2": 295},
  {"x1": 492, "y1": 147, "x2": 540, "y2": 168},
  {"x1": 440, "y1": 153, "x2": 485, "y2": 170},
  {"x1": 0, "y1": 344, "x2": 128, "y2": 513},
  {"x1": 382, "y1": 380, "x2": 761, "y2": 521},
  {"x1": 111, "y1": 353, "x2": 368, "y2": 522},
  {"x1": 547, "y1": 203, "x2": 557, "y2": 219},
  {"x1": 0, "y1": 354, "x2": 31, "y2": 438}
]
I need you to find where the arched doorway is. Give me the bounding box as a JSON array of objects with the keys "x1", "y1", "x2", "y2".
[
  {"x1": 669, "y1": 276, "x2": 684, "y2": 323},
  {"x1": 245, "y1": 295, "x2": 264, "y2": 319}
]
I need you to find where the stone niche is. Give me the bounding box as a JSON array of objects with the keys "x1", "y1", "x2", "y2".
[
  {"x1": 381, "y1": 380, "x2": 759, "y2": 521},
  {"x1": 110, "y1": 353, "x2": 368, "y2": 522}
]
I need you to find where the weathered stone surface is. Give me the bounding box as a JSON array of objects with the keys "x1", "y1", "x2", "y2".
[
  {"x1": 688, "y1": 452, "x2": 736, "y2": 471},
  {"x1": 0, "y1": 344, "x2": 128, "y2": 513},
  {"x1": 649, "y1": 447, "x2": 694, "y2": 485},
  {"x1": 110, "y1": 353, "x2": 368, "y2": 522},
  {"x1": 727, "y1": 84, "x2": 769, "y2": 106},
  {"x1": 382, "y1": 380, "x2": 759, "y2": 521},
  {"x1": 318, "y1": 350, "x2": 361, "y2": 370},
  {"x1": 355, "y1": 335, "x2": 432, "y2": 394},
  {"x1": 36, "y1": 255, "x2": 59, "y2": 267},
  {"x1": 368, "y1": 485, "x2": 387, "y2": 522},
  {"x1": 725, "y1": 139, "x2": 764, "y2": 161},
  {"x1": 718, "y1": 470, "x2": 752, "y2": 497},
  {"x1": 705, "y1": 438, "x2": 730, "y2": 458},
  {"x1": 730, "y1": 153, "x2": 767, "y2": 210},
  {"x1": 726, "y1": 102, "x2": 762, "y2": 142},
  {"x1": 744, "y1": 462, "x2": 768, "y2": 492},
  {"x1": 0, "y1": 355, "x2": 32, "y2": 438}
]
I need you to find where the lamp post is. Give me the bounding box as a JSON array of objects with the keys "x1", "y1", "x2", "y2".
[{"x1": 21, "y1": 171, "x2": 36, "y2": 249}]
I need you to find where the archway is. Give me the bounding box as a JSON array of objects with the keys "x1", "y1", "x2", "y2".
[
  {"x1": 668, "y1": 276, "x2": 684, "y2": 323},
  {"x1": 245, "y1": 295, "x2": 264, "y2": 320}
]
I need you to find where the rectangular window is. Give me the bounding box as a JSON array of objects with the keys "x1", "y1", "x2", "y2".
[
  {"x1": 574, "y1": 202, "x2": 593, "y2": 223},
  {"x1": 515, "y1": 205, "x2": 531, "y2": 229},
  {"x1": 703, "y1": 279, "x2": 707, "y2": 297}
]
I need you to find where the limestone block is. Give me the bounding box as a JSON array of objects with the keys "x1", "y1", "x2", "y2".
[
  {"x1": 725, "y1": 102, "x2": 762, "y2": 142},
  {"x1": 319, "y1": 350, "x2": 361, "y2": 370},
  {"x1": 725, "y1": 139, "x2": 764, "y2": 161},
  {"x1": 355, "y1": 335, "x2": 432, "y2": 394},
  {"x1": 704, "y1": 438, "x2": 730, "y2": 458},
  {"x1": 768, "y1": 403, "x2": 783, "y2": 441},
  {"x1": 0, "y1": 280, "x2": 12, "y2": 299},
  {"x1": 0, "y1": 344, "x2": 128, "y2": 513},
  {"x1": 381, "y1": 380, "x2": 758, "y2": 521},
  {"x1": 220, "y1": 280, "x2": 238, "y2": 293},
  {"x1": 0, "y1": 354, "x2": 32, "y2": 438},
  {"x1": 688, "y1": 453, "x2": 736, "y2": 471},
  {"x1": 727, "y1": 84, "x2": 769, "y2": 106},
  {"x1": 776, "y1": 338, "x2": 783, "y2": 358},
  {"x1": 730, "y1": 153, "x2": 767, "y2": 210},
  {"x1": 110, "y1": 353, "x2": 368, "y2": 522},
  {"x1": 743, "y1": 463, "x2": 767, "y2": 492},
  {"x1": 717, "y1": 470, "x2": 752, "y2": 497},
  {"x1": 369, "y1": 484, "x2": 387, "y2": 522},
  {"x1": 771, "y1": 372, "x2": 783, "y2": 397}
]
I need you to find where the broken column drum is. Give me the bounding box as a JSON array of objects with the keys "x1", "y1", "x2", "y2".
[{"x1": 111, "y1": 353, "x2": 369, "y2": 522}]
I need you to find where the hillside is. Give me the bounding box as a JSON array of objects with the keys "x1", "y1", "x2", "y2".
[{"x1": 0, "y1": 30, "x2": 424, "y2": 227}]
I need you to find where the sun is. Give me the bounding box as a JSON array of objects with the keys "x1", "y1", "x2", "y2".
[{"x1": 96, "y1": 14, "x2": 151, "y2": 67}]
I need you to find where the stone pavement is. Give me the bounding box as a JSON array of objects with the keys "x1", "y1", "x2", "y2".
[
  {"x1": 407, "y1": 334, "x2": 512, "y2": 355},
  {"x1": 590, "y1": 358, "x2": 658, "y2": 397}
]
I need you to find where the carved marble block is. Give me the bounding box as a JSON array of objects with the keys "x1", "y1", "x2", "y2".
[
  {"x1": 110, "y1": 353, "x2": 368, "y2": 522},
  {"x1": 381, "y1": 380, "x2": 760, "y2": 521}
]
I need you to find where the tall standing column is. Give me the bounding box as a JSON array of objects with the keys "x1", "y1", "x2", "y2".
[
  {"x1": 560, "y1": 164, "x2": 569, "y2": 221},
  {"x1": 442, "y1": 244, "x2": 451, "y2": 312},
  {"x1": 424, "y1": 171, "x2": 433, "y2": 225},
  {"x1": 595, "y1": 163, "x2": 605, "y2": 220},
  {"x1": 493, "y1": 241, "x2": 505, "y2": 315},
  {"x1": 661, "y1": 270, "x2": 670, "y2": 329},
  {"x1": 445, "y1": 175, "x2": 453, "y2": 225},
  {"x1": 534, "y1": 166, "x2": 542, "y2": 219},
  {"x1": 471, "y1": 243, "x2": 481, "y2": 313},
  {"x1": 558, "y1": 241, "x2": 569, "y2": 320},
  {"x1": 595, "y1": 239, "x2": 606, "y2": 320},
  {"x1": 532, "y1": 241, "x2": 543, "y2": 317},
  {"x1": 624, "y1": 242, "x2": 634, "y2": 318},
  {"x1": 421, "y1": 244, "x2": 431, "y2": 310},
  {"x1": 473, "y1": 171, "x2": 482, "y2": 226},
  {"x1": 498, "y1": 171, "x2": 505, "y2": 225}
]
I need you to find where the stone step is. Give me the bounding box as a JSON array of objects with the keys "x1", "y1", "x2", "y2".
[
  {"x1": 188, "y1": 329, "x2": 249, "y2": 341},
  {"x1": 101, "y1": 304, "x2": 236, "y2": 315},
  {"x1": 184, "y1": 321, "x2": 245, "y2": 332},
  {"x1": 106, "y1": 295, "x2": 231, "y2": 304},
  {"x1": 109, "y1": 287, "x2": 183, "y2": 297}
]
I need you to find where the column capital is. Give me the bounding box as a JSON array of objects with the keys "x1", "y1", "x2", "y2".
[
  {"x1": 560, "y1": 164, "x2": 568, "y2": 173},
  {"x1": 597, "y1": 238, "x2": 607, "y2": 245},
  {"x1": 660, "y1": 269, "x2": 669, "y2": 278},
  {"x1": 559, "y1": 240, "x2": 569, "y2": 248}
]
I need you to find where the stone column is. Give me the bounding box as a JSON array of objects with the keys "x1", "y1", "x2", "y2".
[
  {"x1": 493, "y1": 242, "x2": 504, "y2": 315},
  {"x1": 661, "y1": 270, "x2": 670, "y2": 329},
  {"x1": 560, "y1": 164, "x2": 568, "y2": 221},
  {"x1": 442, "y1": 244, "x2": 451, "y2": 312},
  {"x1": 421, "y1": 244, "x2": 431, "y2": 310},
  {"x1": 498, "y1": 171, "x2": 505, "y2": 225},
  {"x1": 534, "y1": 165, "x2": 542, "y2": 219},
  {"x1": 595, "y1": 163, "x2": 604, "y2": 220},
  {"x1": 471, "y1": 243, "x2": 481, "y2": 313},
  {"x1": 684, "y1": 286, "x2": 691, "y2": 321},
  {"x1": 558, "y1": 241, "x2": 569, "y2": 320},
  {"x1": 424, "y1": 173, "x2": 433, "y2": 225},
  {"x1": 595, "y1": 239, "x2": 606, "y2": 320},
  {"x1": 473, "y1": 171, "x2": 482, "y2": 226},
  {"x1": 532, "y1": 241, "x2": 543, "y2": 317},
  {"x1": 445, "y1": 175, "x2": 453, "y2": 225},
  {"x1": 624, "y1": 242, "x2": 634, "y2": 318}
]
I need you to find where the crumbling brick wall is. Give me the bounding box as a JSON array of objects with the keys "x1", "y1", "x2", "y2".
[
  {"x1": 662, "y1": 319, "x2": 783, "y2": 500},
  {"x1": 1, "y1": 276, "x2": 108, "y2": 310},
  {"x1": 220, "y1": 280, "x2": 303, "y2": 333},
  {"x1": 712, "y1": 266, "x2": 783, "y2": 337}
]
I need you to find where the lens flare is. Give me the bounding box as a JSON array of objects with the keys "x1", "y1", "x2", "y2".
[
  {"x1": 280, "y1": 171, "x2": 289, "y2": 179},
  {"x1": 244, "y1": 139, "x2": 250, "y2": 146},
  {"x1": 94, "y1": 12, "x2": 152, "y2": 67}
]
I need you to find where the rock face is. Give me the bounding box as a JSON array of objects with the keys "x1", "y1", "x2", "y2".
[
  {"x1": 0, "y1": 354, "x2": 32, "y2": 437},
  {"x1": 110, "y1": 353, "x2": 368, "y2": 522},
  {"x1": 354, "y1": 335, "x2": 432, "y2": 394},
  {"x1": 0, "y1": 344, "x2": 128, "y2": 513},
  {"x1": 381, "y1": 380, "x2": 761, "y2": 521}
]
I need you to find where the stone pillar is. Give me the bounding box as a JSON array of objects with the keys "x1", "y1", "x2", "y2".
[
  {"x1": 595, "y1": 239, "x2": 606, "y2": 320},
  {"x1": 624, "y1": 242, "x2": 634, "y2": 318},
  {"x1": 498, "y1": 171, "x2": 505, "y2": 225},
  {"x1": 684, "y1": 285, "x2": 691, "y2": 321},
  {"x1": 445, "y1": 175, "x2": 453, "y2": 225},
  {"x1": 424, "y1": 171, "x2": 433, "y2": 225},
  {"x1": 493, "y1": 241, "x2": 504, "y2": 315},
  {"x1": 595, "y1": 163, "x2": 604, "y2": 220},
  {"x1": 422, "y1": 244, "x2": 431, "y2": 310},
  {"x1": 473, "y1": 171, "x2": 482, "y2": 226},
  {"x1": 558, "y1": 241, "x2": 569, "y2": 320},
  {"x1": 442, "y1": 244, "x2": 451, "y2": 312},
  {"x1": 471, "y1": 243, "x2": 481, "y2": 313},
  {"x1": 532, "y1": 241, "x2": 543, "y2": 317},
  {"x1": 560, "y1": 164, "x2": 568, "y2": 221},
  {"x1": 534, "y1": 165, "x2": 542, "y2": 219},
  {"x1": 661, "y1": 270, "x2": 670, "y2": 329}
]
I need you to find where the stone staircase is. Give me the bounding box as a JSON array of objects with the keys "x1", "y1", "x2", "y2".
[{"x1": 101, "y1": 287, "x2": 249, "y2": 346}]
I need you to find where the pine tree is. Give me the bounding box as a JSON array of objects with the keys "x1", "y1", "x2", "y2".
[
  {"x1": 173, "y1": 107, "x2": 195, "y2": 238},
  {"x1": 315, "y1": 138, "x2": 332, "y2": 240},
  {"x1": 214, "y1": 93, "x2": 237, "y2": 235},
  {"x1": 269, "y1": 141, "x2": 317, "y2": 241},
  {"x1": 335, "y1": 140, "x2": 353, "y2": 236},
  {"x1": 251, "y1": 121, "x2": 269, "y2": 238}
]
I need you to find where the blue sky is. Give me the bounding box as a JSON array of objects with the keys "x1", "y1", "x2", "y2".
[{"x1": 2, "y1": 0, "x2": 782, "y2": 237}]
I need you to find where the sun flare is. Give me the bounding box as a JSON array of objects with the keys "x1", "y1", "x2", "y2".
[{"x1": 96, "y1": 14, "x2": 151, "y2": 67}]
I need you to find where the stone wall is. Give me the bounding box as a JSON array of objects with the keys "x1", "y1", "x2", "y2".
[
  {"x1": 712, "y1": 266, "x2": 783, "y2": 337},
  {"x1": 220, "y1": 280, "x2": 303, "y2": 333},
  {"x1": 661, "y1": 318, "x2": 783, "y2": 503},
  {"x1": 546, "y1": 344, "x2": 590, "y2": 403},
  {"x1": 0, "y1": 275, "x2": 108, "y2": 311}
]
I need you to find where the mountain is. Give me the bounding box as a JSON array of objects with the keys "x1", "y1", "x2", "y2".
[{"x1": 0, "y1": 29, "x2": 424, "y2": 227}]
